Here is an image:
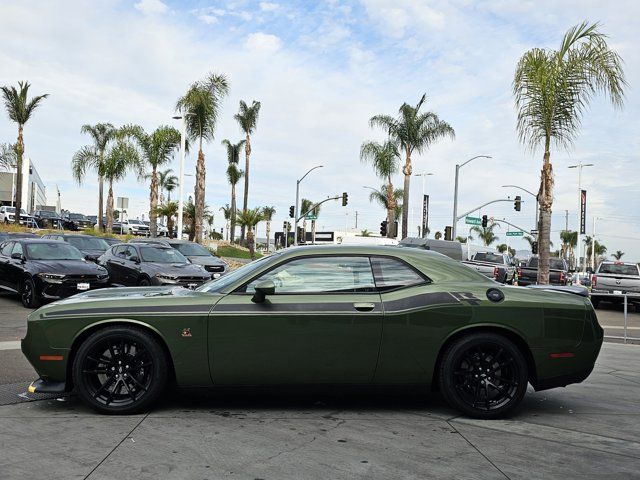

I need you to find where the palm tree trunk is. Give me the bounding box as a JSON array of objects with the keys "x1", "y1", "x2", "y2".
[
  {"x1": 312, "y1": 219, "x2": 316, "y2": 244},
  {"x1": 167, "y1": 216, "x2": 175, "y2": 238},
  {"x1": 149, "y1": 167, "x2": 158, "y2": 237},
  {"x1": 98, "y1": 174, "x2": 104, "y2": 231},
  {"x1": 247, "y1": 227, "x2": 256, "y2": 260},
  {"x1": 240, "y1": 134, "x2": 251, "y2": 243},
  {"x1": 194, "y1": 147, "x2": 206, "y2": 244},
  {"x1": 386, "y1": 179, "x2": 396, "y2": 238},
  {"x1": 537, "y1": 149, "x2": 554, "y2": 285},
  {"x1": 401, "y1": 149, "x2": 411, "y2": 239},
  {"x1": 230, "y1": 185, "x2": 237, "y2": 242},
  {"x1": 13, "y1": 126, "x2": 24, "y2": 224},
  {"x1": 266, "y1": 220, "x2": 271, "y2": 252},
  {"x1": 106, "y1": 180, "x2": 114, "y2": 234}
]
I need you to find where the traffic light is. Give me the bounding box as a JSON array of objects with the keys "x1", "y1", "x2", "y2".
[
  {"x1": 532, "y1": 241, "x2": 538, "y2": 254},
  {"x1": 514, "y1": 195, "x2": 521, "y2": 212},
  {"x1": 289, "y1": 206, "x2": 295, "y2": 218},
  {"x1": 283, "y1": 221, "x2": 287, "y2": 231},
  {"x1": 444, "y1": 226, "x2": 452, "y2": 241},
  {"x1": 342, "y1": 192, "x2": 348, "y2": 207},
  {"x1": 380, "y1": 221, "x2": 387, "y2": 236},
  {"x1": 482, "y1": 215, "x2": 488, "y2": 227}
]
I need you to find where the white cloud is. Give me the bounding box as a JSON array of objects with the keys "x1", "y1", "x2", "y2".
[
  {"x1": 260, "y1": 2, "x2": 280, "y2": 12},
  {"x1": 134, "y1": 0, "x2": 168, "y2": 15},
  {"x1": 198, "y1": 14, "x2": 218, "y2": 25},
  {"x1": 245, "y1": 32, "x2": 282, "y2": 54}
]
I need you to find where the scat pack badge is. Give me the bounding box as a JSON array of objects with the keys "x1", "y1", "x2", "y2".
[{"x1": 181, "y1": 328, "x2": 192, "y2": 338}]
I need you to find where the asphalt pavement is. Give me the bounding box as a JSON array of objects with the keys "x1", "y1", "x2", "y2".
[{"x1": 1, "y1": 291, "x2": 640, "y2": 479}]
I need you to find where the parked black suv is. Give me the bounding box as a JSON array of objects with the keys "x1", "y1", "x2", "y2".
[
  {"x1": 33, "y1": 210, "x2": 64, "y2": 229},
  {"x1": 62, "y1": 212, "x2": 93, "y2": 231},
  {"x1": 98, "y1": 243, "x2": 210, "y2": 288}
]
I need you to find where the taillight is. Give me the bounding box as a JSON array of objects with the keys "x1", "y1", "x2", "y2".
[
  {"x1": 592, "y1": 275, "x2": 597, "y2": 287},
  {"x1": 560, "y1": 271, "x2": 566, "y2": 283},
  {"x1": 493, "y1": 266, "x2": 500, "y2": 278},
  {"x1": 517, "y1": 267, "x2": 522, "y2": 277}
]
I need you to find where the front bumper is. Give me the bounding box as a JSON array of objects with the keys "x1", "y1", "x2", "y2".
[{"x1": 38, "y1": 278, "x2": 110, "y2": 301}]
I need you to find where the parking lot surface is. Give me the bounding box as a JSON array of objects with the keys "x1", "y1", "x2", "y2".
[{"x1": 1, "y1": 293, "x2": 640, "y2": 479}]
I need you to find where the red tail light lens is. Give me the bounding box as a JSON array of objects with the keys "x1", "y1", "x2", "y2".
[
  {"x1": 517, "y1": 267, "x2": 522, "y2": 277},
  {"x1": 493, "y1": 266, "x2": 500, "y2": 278},
  {"x1": 560, "y1": 271, "x2": 566, "y2": 283},
  {"x1": 592, "y1": 275, "x2": 597, "y2": 287}
]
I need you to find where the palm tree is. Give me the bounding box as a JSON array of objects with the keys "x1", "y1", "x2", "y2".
[
  {"x1": 368, "y1": 184, "x2": 403, "y2": 216},
  {"x1": 234, "y1": 100, "x2": 261, "y2": 242},
  {"x1": 360, "y1": 140, "x2": 400, "y2": 237},
  {"x1": 222, "y1": 139, "x2": 245, "y2": 242},
  {"x1": 101, "y1": 140, "x2": 144, "y2": 232},
  {"x1": 156, "y1": 201, "x2": 178, "y2": 238},
  {"x1": 584, "y1": 237, "x2": 607, "y2": 267},
  {"x1": 360, "y1": 229, "x2": 372, "y2": 237},
  {"x1": 120, "y1": 125, "x2": 181, "y2": 237},
  {"x1": 455, "y1": 235, "x2": 468, "y2": 244},
  {"x1": 559, "y1": 230, "x2": 578, "y2": 267},
  {"x1": 236, "y1": 208, "x2": 263, "y2": 260},
  {"x1": 434, "y1": 231, "x2": 442, "y2": 240},
  {"x1": 71, "y1": 123, "x2": 116, "y2": 231},
  {"x1": 1, "y1": 81, "x2": 48, "y2": 223},
  {"x1": 369, "y1": 94, "x2": 454, "y2": 238},
  {"x1": 158, "y1": 168, "x2": 178, "y2": 204},
  {"x1": 471, "y1": 223, "x2": 499, "y2": 246},
  {"x1": 496, "y1": 244, "x2": 508, "y2": 253},
  {"x1": 513, "y1": 22, "x2": 626, "y2": 284},
  {"x1": 613, "y1": 250, "x2": 625, "y2": 260},
  {"x1": 219, "y1": 204, "x2": 231, "y2": 241},
  {"x1": 261, "y1": 206, "x2": 276, "y2": 252},
  {"x1": 205, "y1": 214, "x2": 215, "y2": 238},
  {"x1": 176, "y1": 72, "x2": 230, "y2": 243},
  {"x1": 300, "y1": 198, "x2": 313, "y2": 242},
  {"x1": 0, "y1": 143, "x2": 16, "y2": 171}
]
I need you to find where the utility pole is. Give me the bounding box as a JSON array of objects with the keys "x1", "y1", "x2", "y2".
[
  {"x1": 565, "y1": 210, "x2": 569, "y2": 231},
  {"x1": 569, "y1": 162, "x2": 594, "y2": 272},
  {"x1": 355, "y1": 211, "x2": 358, "y2": 229},
  {"x1": 452, "y1": 155, "x2": 491, "y2": 239}
]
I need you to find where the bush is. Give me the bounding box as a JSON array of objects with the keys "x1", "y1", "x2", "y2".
[{"x1": 216, "y1": 245, "x2": 263, "y2": 259}]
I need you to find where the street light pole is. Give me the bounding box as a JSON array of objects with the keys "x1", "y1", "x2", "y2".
[
  {"x1": 452, "y1": 155, "x2": 491, "y2": 239},
  {"x1": 173, "y1": 112, "x2": 195, "y2": 239},
  {"x1": 415, "y1": 172, "x2": 433, "y2": 237},
  {"x1": 294, "y1": 165, "x2": 323, "y2": 246},
  {"x1": 568, "y1": 162, "x2": 594, "y2": 271}
]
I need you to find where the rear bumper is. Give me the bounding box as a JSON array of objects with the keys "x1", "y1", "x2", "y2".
[
  {"x1": 28, "y1": 378, "x2": 67, "y2": 394},
  {"x1": 533, "y1": 365, "x2": 594, "y2": 391}
]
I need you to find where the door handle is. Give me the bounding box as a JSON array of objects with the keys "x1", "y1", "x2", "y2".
[{"x1": 353, "y1": 303, "x2": 375, "y2": 312}]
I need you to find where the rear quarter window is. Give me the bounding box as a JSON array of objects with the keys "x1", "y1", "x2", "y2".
[{"x1": 371, "y1": 257, "x2": 427, "y2": 291}]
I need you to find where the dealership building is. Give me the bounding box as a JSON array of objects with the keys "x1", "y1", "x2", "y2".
[{"x1": 0, "y1": 156, "x2": 47, "y2": 213}]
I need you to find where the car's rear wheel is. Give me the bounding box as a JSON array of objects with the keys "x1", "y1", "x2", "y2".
[
  {"x1": 439, "y1": 333, "x2": 528, "y2": 419},
  {"x1": 72, "y1": 326, "x2": 168, "y2": 414},
  {"x1": 21, "y1": 277, "x2": 40, "y2": 309},
  {"x1": 138, "y1": 277, "x2": 151, "y2": 286}
]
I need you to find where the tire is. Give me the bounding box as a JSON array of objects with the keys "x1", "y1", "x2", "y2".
[
  {"x1": 138, "y1": 277, "x2": 151, "y2": 286},
  {"x1": 21, "y1": 277, "x2": 41, "y2": 309},
  {"x1": 72, "y1": 326, "x2": 168, "y2": 414},
  {"x1": 591, "y1": 298, "x2": 600, "y2": 309},
  {"x1": 439, "y1": 333, "x2": 528, "y2": 419}
]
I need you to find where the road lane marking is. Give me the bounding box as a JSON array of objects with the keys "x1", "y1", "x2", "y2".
[
  {"x1": 602, "y1": 325, "x2": 640, "y2": 330},
  {"x1": 0, "y1": 341, "x2": 21, "y2": 351}
]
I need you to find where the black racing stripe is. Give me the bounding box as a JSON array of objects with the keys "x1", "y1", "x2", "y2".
[
  {"x1": 44, "y1": 304, "x2": 212, "y2": 317},
  {"x1": 383, "y1": 292, "x2": 458, "y2": 312},
  {"x1": 214, "y1": 302, "x2": 382, "y2": 314}
]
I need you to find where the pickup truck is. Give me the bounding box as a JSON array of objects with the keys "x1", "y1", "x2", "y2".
[
  {"x1": 517, "y1": 256, "x2": 569, "y2": 286},
  {"x1": 112, "y1": 219, "x2": 150, "y2": 236},
  {"x1": 462, "y1": 251, "x2": 516, "y2": 284},
  {"x1": 591, "y1": 261, "x2": 640, "y2": 308}
]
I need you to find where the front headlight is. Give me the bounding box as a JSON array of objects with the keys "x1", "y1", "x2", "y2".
[
  {"x1": 155, "y1": 273, "x2": 178, "y2": 282},
  {"x1": 37, "y1": 273, "x2": 66, "y2": 283}
]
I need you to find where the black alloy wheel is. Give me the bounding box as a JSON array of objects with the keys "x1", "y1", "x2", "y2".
[
  {"x1": 439, "y1": 333, "x2": 528, "y2": 419},
  {"x1": 73, "y1": 326, "x2": 168, "y2": 414},
  {"x1": 21, "y1": 278, "x2": 40, "y2": 309},
  {"x1": 138, "y1": 277, "x2": 151, "y2": 286}
]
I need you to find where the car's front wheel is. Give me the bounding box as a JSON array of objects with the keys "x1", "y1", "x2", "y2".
[
  {"x1": 439, "y1": 333, "x2": 528, "y2": 419},
  {"x1": 21, "y1": 277, "x2": 41, "y2": 309},
  {"x1": 72, "y1": 326, "x2": 169, "y2": 414}
]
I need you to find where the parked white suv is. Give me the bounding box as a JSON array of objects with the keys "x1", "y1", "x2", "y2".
[
  {"x1": 0, "y1": 206, "x2": 37, "y2": 227},
  {"x1": 113, "y1": 219, "x2": 150, "y2": 236}
]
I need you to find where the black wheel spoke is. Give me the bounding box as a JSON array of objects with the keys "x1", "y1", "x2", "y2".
[
  {"x1": 93, "y1": 375, "x2": 116, "y2": 399},
  {"x1": 493, "y1": 375, "x2": 517, "y2": 386},
  {"x1": 127, "y1": 374, "x2": 148, "y2": 392},
  {"x1": 122, "y1": 377, "x2": 137, "y2": 402}
]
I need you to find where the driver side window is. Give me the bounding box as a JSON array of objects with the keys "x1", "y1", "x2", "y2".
[
  {"x1": 244, "y1": 256, "x2": 376, "y2": 294},
  {"x1": 11, "y1": 243, "x2": 23, "y2": 257}
]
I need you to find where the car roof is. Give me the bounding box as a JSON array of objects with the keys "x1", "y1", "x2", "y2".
[{"x1": 13, "y1": 238, "x2": 68, "y2": 244}]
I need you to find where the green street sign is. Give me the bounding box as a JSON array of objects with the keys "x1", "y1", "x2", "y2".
[
  {"x1": 506, "y1": 231, "x2": 524, "y2": 237},
  {"x1": 465, "y1": 216, "x2": 481, "y2": 225},
  {"x1": 305, "y1": 214, "x2": 317, "y2": 220}
]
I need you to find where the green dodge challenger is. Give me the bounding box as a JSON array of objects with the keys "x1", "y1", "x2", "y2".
[{"x1": 22, "y1": 246, "x2": 603, "y2": 418}]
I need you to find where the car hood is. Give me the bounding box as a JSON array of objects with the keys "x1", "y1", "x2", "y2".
[
  {"x1": 186, "y1": 256, "x2": 227, "y2": 267},
  {"x1": 30, "y1": 259, "x2": 107, "y2": 275},
  {"x1": 30, "y1": 286, "x2": 223, "y2": 320},
  {"x1": 143, "y1": 262, "x2": 209, "y2": 276}
]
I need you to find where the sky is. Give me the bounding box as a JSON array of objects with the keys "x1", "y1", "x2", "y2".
[{"x1": 0, "y1": 0, "x2": 638, "y2": 257}]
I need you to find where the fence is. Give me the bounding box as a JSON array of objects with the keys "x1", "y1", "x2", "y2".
[{"x1": 597, "y1": 293, "x2": 640, "y2": 344}]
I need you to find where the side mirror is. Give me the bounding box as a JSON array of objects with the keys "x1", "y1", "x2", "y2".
[
  {"x1": 252, "y1": 279, "x2": 275, "y2": 303},
  {"x1": 11, "y1": 252, "x2": 24, "y2": 261}
]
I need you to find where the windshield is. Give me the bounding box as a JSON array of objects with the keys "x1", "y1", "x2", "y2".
[
  {"x1": 197, "y1": 254, "x2": 277, "y2": 293},
  {"x1": 598, "y1": 263, "x2": 639, "y2": 276},
  {"x1": 129, "y1": 219, "x2": 145, "y2": 225},
  {"x1": 66, "y1": 236, "x2": 109, "y2": 251},
  {"x1": 38, "y1": 211, "x2": 57, "y2": 217},
  {"x1": 473, "y1": 252, "x2": 504, "y2": 264},
  {"x1": 529, "y1": 258, "x2": 565, "y2": 270},
  {"x1": 26, "y1": 243, "x2": 85, "y2": 260},
  {"x1": 171, "y1": 242, "x2": 211, "y2": 256},
  {"x1": 69, "y1": 213, "x2": 87, "y2": 220},
  {"x1": 139, "y1": 246, "x2": 188, "y2": 263}
]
